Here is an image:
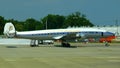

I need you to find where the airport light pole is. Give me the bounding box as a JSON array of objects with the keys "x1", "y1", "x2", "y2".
[
  {"x1": 115, "y1": 19, "x2": 119, "y2": 36},
  {"x1": 46, "y1": 18, "x2": 47, "y2": 30}
]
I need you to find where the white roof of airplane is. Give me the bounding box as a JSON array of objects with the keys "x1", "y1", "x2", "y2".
[{"x1": 17, "y1": 28, "x2": 106, "y2": 35}]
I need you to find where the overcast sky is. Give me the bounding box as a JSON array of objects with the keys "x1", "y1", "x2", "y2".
[{"x1": 0, "y1": 0, "x2": 120, "y2": 25}]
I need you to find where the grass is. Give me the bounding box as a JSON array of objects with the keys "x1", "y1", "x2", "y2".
[{"x1": 0, "y1": 43, "x2": 120, "y2": 68}]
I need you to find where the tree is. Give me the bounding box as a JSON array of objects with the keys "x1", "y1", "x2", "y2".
[
  {"x1": 41, "y1": 14, "x2": 65, "y2": 29},
  {"x1": 0, "y1": 16, "x2": 5, "y2": 34},
  {"x1": 15, "y1": 22, "x2": 24, "y2": 31},
  {"x1": 24, "y1": 18, "x2": 37, "y2": 31},
  {"x1": 35, "y1": 20, "x2": 43, "y2": 30},
  {"x1": 63, "y1": 12, "x2": 94, "y2": 28}
]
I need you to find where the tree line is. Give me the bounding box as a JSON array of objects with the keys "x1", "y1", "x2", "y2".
[{"x1": 0, "y1": 12, "x2": 94, "y2": 35}]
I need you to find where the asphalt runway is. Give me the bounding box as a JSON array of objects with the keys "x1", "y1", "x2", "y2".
[
  {"x1": 0, "y1": 39, "x2": 30, "y2": 46},
  {"x1": 0, "y1": 39, "x2": 120, "y2": 68}
]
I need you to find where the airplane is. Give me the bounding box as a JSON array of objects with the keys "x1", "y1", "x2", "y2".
[{"x1": 3, "y1": 22, "x2": 115, "y2": 47}]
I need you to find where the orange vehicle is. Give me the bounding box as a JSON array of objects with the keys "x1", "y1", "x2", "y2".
[{"x1": 99, "y1": 36, "x2": 116, "y2": 43}]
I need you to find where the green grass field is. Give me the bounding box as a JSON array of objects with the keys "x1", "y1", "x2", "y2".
[{"x1": 0, "y1": 43, "x2": 120, "y2": 68}]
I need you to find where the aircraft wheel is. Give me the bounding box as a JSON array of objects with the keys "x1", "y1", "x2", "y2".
[
  {"x1": 30, "y1": 45, "x2": 35, "y2": 47},
  {"x1": 61, "y1": 42, "x2": 70, "y2": 47},
  {"x1": 66, "y1": 43, "x2": 70, "y2": 47}
]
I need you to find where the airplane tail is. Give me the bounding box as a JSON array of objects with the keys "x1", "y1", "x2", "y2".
[{"x1": 3, "y1": 22, "x2": 16, "y2": 38}]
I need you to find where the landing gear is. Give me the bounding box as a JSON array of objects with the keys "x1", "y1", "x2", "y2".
[
  {"x1": 61, "y1": 39, "x2": 71, "y2": 47},
  {"x1": 38, "y1": 40, "x2": 43, "y2": 44},
  {"x1": 30, "y1": 40, "x2": 39, "y2": 47},
  {"x1": 61, "y1": 42, "x2": 71, "y2": 47}
]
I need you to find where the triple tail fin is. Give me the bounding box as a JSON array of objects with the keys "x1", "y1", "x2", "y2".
[{"x1": 3, "y1": 22, "x2": 16, "y2": 38}]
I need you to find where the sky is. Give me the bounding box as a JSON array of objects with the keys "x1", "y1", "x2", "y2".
[{"x1": 0, "y1": 0, "x2": 120, "y2": 26}]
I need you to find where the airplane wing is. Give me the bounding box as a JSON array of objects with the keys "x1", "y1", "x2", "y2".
[
  {"x1": 53, "y1": 32, "x2": 78, "y2": 40},
  {"x1": 53, "y1": 35, "x2": 64, "y2": 39}
]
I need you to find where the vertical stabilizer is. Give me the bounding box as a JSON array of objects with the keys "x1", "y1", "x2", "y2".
[{"x1": 3, "y1": 22, "x2": 16, "y2": 38}]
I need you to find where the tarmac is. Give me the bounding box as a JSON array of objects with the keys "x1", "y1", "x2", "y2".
[{"x1": 0, "y1": 39, "x2": 120, "y2": 68}]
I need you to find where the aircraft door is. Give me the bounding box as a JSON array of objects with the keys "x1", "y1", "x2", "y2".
[{"x1": 101, "y1": 32, "x2": 104, "y2": 37}]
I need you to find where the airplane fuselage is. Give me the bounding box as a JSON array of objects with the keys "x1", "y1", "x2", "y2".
[{"x1": 16, "y1": 28, "x2": 114, "y2": 40}]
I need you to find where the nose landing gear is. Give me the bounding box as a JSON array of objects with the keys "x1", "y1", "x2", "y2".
[{"x1": 30, "y1": 40, "x2": 38, "y2": 47}]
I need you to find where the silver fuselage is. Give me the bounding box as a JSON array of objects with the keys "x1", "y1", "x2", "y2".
[{"x1": 16, "y1": 28, "x2": 114, "y2": 40}]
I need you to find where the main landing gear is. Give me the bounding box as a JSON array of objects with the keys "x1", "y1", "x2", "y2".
[
  {"x1": 61, "y1": 40, "x2": 71, "y2": 47},
  {"x1": 30, "y1": 40, "x2": 39, "y2": 47},
  {"x1": 61, "y1": 42, "x2": 70, "y2": 47},
  {"x1": 30, "y1": 39, "x2": 71, "y2": 47}
]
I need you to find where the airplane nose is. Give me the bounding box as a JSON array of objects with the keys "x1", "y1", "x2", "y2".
[{"x1": 105, "y1": 32, "x2": 115, "y2": 36}]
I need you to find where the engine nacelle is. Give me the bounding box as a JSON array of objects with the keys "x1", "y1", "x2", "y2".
[{"x1": 76, "y1": 33, "x2": 85, "y2": 38}]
